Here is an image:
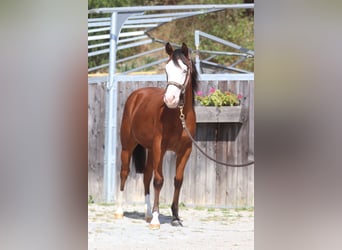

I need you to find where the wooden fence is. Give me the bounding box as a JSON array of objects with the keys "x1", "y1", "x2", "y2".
[{"x1": 88, "y1": 78, "x2": 254, "y2": 208}]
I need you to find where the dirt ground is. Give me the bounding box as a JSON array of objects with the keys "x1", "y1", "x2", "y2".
[{"x1": 88, "y1": 203, "x2": 254, "y2": 250}]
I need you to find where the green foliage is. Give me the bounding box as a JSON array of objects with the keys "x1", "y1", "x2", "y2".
[
  {"x1": 179, "y1": 202, "x2": 186, "y2": 208},
  {"x1": 88, "y1": 195, "x2": 95, "y2": 204},
  {"x1": 88, "y1": 0, "x2": 254, "y2": 73},
  {"x1": 195, "y1": 88, "x2": 242, "y2": 107},
  {"x1": 116, "y1": 56, "x2": 155, "y2": 72},
  {"x1": 89, "y1": 0, "x2": 133, "y2": 9},
  {"x1": 171, "y1": 0, "x2": 254, "y2": 71},
  {"x1": 89, "y1": 0, "x2": 164, "y2": 10}
]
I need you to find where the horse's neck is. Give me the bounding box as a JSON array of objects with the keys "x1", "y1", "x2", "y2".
[{"x1": 184, "y1": 81, "x2": 194, "y2": 113}]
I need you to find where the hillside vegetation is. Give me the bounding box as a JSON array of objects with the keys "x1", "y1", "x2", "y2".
[{"x1": 88, "y1": 0, "x2": 254, "y2": 73}]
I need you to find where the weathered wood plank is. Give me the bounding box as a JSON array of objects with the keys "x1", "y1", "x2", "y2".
[
  {"x1": 204, "y1": 124, "x2": 217, "y2": 205},
  {"x1": 194, "y1": 123, "x2": 207, "y2": 205},
  {"x1": 195, "y1": 106, "x2": 244, "y2": 123},
  {"x1": 88, "y1": 83, "x2": 106, "y2": 202},
  {"x1": 215, "y1": 123, "x2": 228, "y2": 205}
]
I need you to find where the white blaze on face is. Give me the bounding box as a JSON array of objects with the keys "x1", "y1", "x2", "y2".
[{"x1": 164, "y1": 59, "x2": 188, "y2": 108}]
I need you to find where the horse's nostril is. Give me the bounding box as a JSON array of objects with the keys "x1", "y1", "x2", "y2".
[{"x1": 165, "y1": 95, "x2": 175, "y2": 103}]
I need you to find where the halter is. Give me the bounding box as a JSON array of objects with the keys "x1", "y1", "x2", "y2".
[{"x1": 165, "y1": 60, "x2": 192, "y2": 107}]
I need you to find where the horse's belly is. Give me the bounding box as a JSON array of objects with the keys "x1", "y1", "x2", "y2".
[{"x1": 131, "y1": 121, "x2": 155, "y2": 149}]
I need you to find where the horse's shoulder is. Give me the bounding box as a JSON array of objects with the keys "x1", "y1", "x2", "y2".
[{"x1": 130, "y1": 87, "x2": 164, "y2": 100}]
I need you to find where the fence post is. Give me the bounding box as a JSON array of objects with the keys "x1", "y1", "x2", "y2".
[{"x1": 104, "y1": 11, "x2": 141, "y2": 203}]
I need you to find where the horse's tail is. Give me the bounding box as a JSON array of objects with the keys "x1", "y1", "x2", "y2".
[{"x1": 132, "y1": 144, "x2": 146, "y2": 173}]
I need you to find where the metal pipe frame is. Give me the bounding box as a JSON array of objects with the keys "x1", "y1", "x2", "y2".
[
  {"x1": 88, "y1": 42, "x2": 110, "y2": 50},
  {"x1": 88, "y1": 48, "x2": 110, "y2": 57},
  {"x1": 88, "y1": 63, "x2": 109, "y2": 73},
  {"x1": 88, "y1": 27, "x2": 110, "y2": 33},
  {"x1": 88, "y1": 4, "x2": 254, "y2": 14},
  {"x1": 201, "y1": 60, "x2": 251, "y2": 74},
  {"x1": 117, "y1": 39, "x2": 152, "y2": 51},
  {"x1": 88, "y1": 21, "x2": 111, "y2": 28},
  {"x1": 116, "y1": 46, "x2": 164, "y2": 64},
  {"x1": 194, "y1": 30, "x2": 254, "y2": 74},
  {"x1": 121, "y1": 58, "x2": 168, "y2": 74}
]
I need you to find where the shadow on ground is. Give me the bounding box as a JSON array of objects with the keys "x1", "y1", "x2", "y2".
[{"x1": 124, "y1": 211, "x2": 173, "y2": 224}]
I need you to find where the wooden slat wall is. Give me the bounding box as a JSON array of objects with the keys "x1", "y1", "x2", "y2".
[
  {"x1": 88, "y1": 82, "x2": 106, "y2": 201},
  {"x1": 88, "y1": 79, "x2": 254, "y2": 207}
]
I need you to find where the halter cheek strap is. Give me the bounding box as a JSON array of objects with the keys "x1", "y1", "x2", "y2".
[
  {"x1": 165, "y1": 64, "x2": 191, "y2": 92},
  {"x1": 165, "y1": 60, "x2": 192, "y2": 107},
  {"x1": 165, "y1": 72, "x2": 189, "y2": 107}
]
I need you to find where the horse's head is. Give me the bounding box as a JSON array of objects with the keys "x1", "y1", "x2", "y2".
[{"x1": 163, "y1": 42, "x2": 191, "y2": 109}]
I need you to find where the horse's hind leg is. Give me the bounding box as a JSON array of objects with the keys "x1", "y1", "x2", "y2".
[
  {"x1": 143, "y1": 150, "x2": 153, "y2": 222},
  {"x1": 120, "y1": 148, "x2": 132, "y2": 191},
  {"x1": 114, "y1": 147, "x2": 132, "y2": 219},
  {"x1": 171, "y1": 146, "x2": 192, "y2": 227},
  {"x1": 114, "y1": 135, "x2": 135, "y2": 219}
]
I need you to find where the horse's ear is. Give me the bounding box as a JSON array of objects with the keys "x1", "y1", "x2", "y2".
[
  {"x1": 181, "y1": 43, "x2": 189, "y2": 59},
  {"x1": 165, "y1": 42, "x2": 173, "y2": 56}
]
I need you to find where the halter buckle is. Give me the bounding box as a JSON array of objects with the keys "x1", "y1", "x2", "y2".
[{"x1": 179, "y1": 105, "x2": 185, "y2": 120}]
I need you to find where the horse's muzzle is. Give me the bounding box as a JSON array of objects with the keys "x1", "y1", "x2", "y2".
[{"x1": 163, "y1": 95, "x2": 178, "y2": 109}]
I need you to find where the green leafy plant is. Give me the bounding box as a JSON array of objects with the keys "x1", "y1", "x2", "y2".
[
  {"x1": 88, "y1": 195, "x2": 95, "y2": 204},
  {"x1": 195, "y1": 88, "x2": 243, "y2": 107}
]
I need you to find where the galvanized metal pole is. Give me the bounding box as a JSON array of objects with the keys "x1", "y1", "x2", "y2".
[
  {"x1": 104, "y1": 11, "x2": 117, "y2": 203},
  {"x1": 195, "y1": 30, "x2": 201, "y2": 74},
  {"x1": 104, "y1": 11, "x2": 141, "y2": 203}
]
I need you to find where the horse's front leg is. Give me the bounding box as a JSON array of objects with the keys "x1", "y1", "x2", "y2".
[
  {"x1": 149, "y1": 141, "x2": 165, "y2": 230},
  {"x1": 171, "y1": 145, "x2": 192, "y2": 227},
  {"x1": 143, "y1": 150, "x2": 153, "y2": 222}
]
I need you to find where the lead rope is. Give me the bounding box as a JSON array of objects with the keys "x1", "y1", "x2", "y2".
[{"x1": 179, "y1": 106, "x2": 255, "y2": 167}]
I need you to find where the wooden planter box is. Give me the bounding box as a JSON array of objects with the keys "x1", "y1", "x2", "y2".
[{"x1": 195, "y1": 106, "x2": 247, "y2": 123}]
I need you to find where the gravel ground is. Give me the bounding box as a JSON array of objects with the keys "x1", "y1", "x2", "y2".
[{"x1": 88, "y1": 203, "x2": 254, "y2": 250}]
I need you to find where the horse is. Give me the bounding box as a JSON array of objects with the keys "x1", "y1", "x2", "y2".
[{"x1": 115, "y1": 42, "x2": 198, "y2": 229}]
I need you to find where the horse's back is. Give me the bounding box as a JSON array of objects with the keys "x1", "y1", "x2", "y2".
[
  {"x1": 127, "y1": 87, "x2": 164, "y2": 107},
  {"x1": 121, "y1": 87, "x2": 165, "y2": 148},
  {"x1": 122, "y1": 87, "x2": 163, "y2": 119}
]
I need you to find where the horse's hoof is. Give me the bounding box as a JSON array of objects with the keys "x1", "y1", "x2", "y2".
[
  {"x1": 171, "y1": 219, "x2": 183, "y2": 227},
  {"x1": 114, "y1": 213, "x2": 124, "y2": 219},
  {"x1": 114, "y1": 211, "x2": 124, "y2": 219},
  {"x1": 149, "y1": 223, "x2": 160, "y2": 230},
  {"x1": 114, "y1": 207, "x2": 124, "y2": 219}
]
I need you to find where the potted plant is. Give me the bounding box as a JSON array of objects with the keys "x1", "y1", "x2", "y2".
[{"x1": 194, "y1": 88, "x2": 246, "y2": 123}]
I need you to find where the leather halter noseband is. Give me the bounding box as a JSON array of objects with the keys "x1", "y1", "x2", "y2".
[{"x1": 166, "y1": 81, "x2": 187, "y2": 94}]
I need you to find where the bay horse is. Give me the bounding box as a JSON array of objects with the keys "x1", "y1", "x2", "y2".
[{"x1": 115, "y1": 42, "x2": 198, "y2": 229}]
